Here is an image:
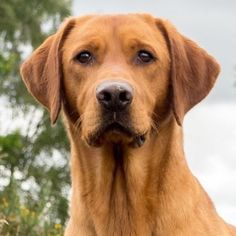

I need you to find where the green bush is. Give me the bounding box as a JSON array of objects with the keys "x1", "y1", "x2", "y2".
[{"x1": 0, "y1": 0, "x2": 72, "y2": 235}]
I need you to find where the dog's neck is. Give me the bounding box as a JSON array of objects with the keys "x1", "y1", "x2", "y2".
[{"x1": 66, "y1": 117, "x2": 214, "y2": 235}]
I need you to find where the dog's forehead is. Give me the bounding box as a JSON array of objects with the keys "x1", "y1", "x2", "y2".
[
  {"x1": 69, "y1": 14, "x2": 163, "y2": 43},
  {"x1": 62, "y1": 14, "x2": 167, "y2": 58}
]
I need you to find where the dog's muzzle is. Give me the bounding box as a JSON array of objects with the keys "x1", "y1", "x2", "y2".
[{"x1": 86, "y1": 80, "x2": 146, "y2": 147}]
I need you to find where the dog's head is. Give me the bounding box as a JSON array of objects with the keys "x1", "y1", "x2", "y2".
[{"x1": 20, "y1": 14, "x2": 220, "y2": 147}]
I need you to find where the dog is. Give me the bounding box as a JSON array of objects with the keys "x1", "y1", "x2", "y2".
[{"x1": 20, "y1": 14, "x2": 236, "y2": 235}]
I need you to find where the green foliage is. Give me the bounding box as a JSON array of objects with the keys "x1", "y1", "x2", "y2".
[
  {"x1": 0, "y1": 0, "x2": 71, "y2": 107},
  {"x1": 0, "y1": 186, "x2": 64, "y2": 235},
  {"x1": 0, "y1": 0, "x2": 72, "y2": 235}
]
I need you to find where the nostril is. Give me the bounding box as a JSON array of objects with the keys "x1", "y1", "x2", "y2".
[
  {"x1": 119, "y1": 91, "x2": 132, "y2": 103},
  {"x1": 102, "y1": 91, "x2": 111, "y2": 102},
  {"x1": 97, "y1": 91, "x2": 111, "y2": 102},
  {"x1": 119, "y1": 91, "x2": 126, "y2": 102},
  {"x1": 119, "y1": 91, "x2": 131, "y2": 102}
]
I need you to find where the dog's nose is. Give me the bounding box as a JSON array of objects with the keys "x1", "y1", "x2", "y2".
[{"x1": 96, "y1": 81, "x2": 133, "y2": 111}]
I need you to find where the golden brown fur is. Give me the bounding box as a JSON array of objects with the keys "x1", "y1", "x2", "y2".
[{"x1": 20, "y1": 14, "x2": 236, "y2": 236}]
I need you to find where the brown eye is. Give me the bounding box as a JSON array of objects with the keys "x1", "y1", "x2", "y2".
[
  {"x1": 137, "y1": 50, "x2": 155, "y2": 64},
  {"x1": 75, "y1": 51, "x2": 93, "y2": 64}
]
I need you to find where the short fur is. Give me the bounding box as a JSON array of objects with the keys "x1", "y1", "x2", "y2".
[{"x1": 20, "y1": 14, "x2": 236, "y2": 236}]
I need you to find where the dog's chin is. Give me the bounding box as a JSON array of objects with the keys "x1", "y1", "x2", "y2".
[{"x1": 86, "y1": 122, "x2": 147, "y2": 148}]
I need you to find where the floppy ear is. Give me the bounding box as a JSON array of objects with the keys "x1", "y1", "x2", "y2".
[
  {"x1": 156, "y1": 20, "x2": 220, "y2": 125},
  {"x1": 20, "y1": 18, "x2": 75, "y2": 124}
]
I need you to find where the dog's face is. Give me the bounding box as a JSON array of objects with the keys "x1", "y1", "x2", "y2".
[
  {"x1": 62, "y1": 15, "x2": 170, "y2": 146},
  {"x1": 20, "y1": 14, "x2": 220, "y2": 147}
]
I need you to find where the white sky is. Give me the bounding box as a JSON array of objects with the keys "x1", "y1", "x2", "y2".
[{"x1": 72, "y1": 0, "x2": 236, "y2": 224}]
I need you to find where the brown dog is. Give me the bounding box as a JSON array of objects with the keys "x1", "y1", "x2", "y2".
[{"x1": 20, "y1": 14, "x2": 236, "y2": 236}]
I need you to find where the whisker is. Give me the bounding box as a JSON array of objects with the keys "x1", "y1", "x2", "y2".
[
  {"x1": 150, "y1": 111, "x2": 159, "y2": 133},
  {"x1": 73, "y1": 111, "x2": 99, "y2": 133}
]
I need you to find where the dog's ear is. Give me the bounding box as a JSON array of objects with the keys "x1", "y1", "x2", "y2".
[
  {"x1": 156, "y1": 20, "x2": 220, "y2": 125},
  {"x1": 20, "y1": 18, "x2": 75, "y2": 124}
]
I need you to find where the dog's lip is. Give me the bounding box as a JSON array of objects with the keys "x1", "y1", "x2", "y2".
[
  {"x1": 103, "y1": 122, "x2": 133, "y2": 136},
  {"x1": 87, "y1": 118, "x2": 148, "y2": 147},
  {"x1": 87, "y1": 121, "x2": 135, "y2": 147}
]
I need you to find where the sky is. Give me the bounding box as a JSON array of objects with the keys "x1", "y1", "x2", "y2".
[{"x1": 72, "y1": 0, "x2": 236, "y2": 224}]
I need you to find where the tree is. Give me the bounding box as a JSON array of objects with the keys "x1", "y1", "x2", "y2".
[{"x1": 0, "y1": 1, "x2": 72, "y2": 235}]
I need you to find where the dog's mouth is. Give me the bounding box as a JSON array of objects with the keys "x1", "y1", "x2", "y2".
[
  {"x1": 87, "y1": 120, "x2": 146, "y2": 148},
  {"x1": 104, "y1": 122, "x2": 133, "y2": 135}
]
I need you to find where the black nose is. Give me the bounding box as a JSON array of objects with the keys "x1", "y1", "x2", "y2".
[{"x1": 96, "y1": 81, "x2": 133, "y2": 111}]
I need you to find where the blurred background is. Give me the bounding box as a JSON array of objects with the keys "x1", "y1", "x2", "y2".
[{"x1": 0, "y1": 0, "x2": 235, "y2": 235}]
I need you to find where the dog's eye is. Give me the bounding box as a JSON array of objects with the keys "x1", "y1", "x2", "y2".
[
  {"x1": 136, "y1": 50, "x2": 155, "y2": 64},
  {"x1": 75, "y1": 51, "x2": 93, "y2": 64}
]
